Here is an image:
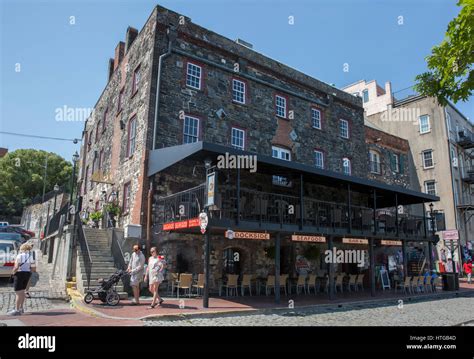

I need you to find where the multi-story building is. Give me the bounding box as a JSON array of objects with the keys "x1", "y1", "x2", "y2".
[
  {"x1": 77, "y1": 5, "x2": 438, "y2": 300},
  {"x1": 343, "y1": 79, "x2": 473, "y2": 270}
]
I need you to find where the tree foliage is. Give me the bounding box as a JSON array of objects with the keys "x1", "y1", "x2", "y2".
[
  {"x1": 0, "y1": 149, "x2": 73, "y2": 217},
  {"x1": 414, "y1": 0, "x2": 474, "y2": 106}
]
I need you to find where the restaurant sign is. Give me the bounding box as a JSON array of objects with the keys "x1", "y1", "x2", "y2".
[
  {"x1": 291, "y1": 235, "x2": 326, "y2": 243},
  {"x1": 342, "y1": 238, "x2": 369, "y2": 245},
  {"x1": 162, "y1": 218, "x2": 200, "y2": 231},
  {"x1": 380, "y1": 240, "x2": 402, "y2": 246},
  {"x1": 442, "y1": 230, "x2": 459, "y2": 241},
  {"x1": 229, "y1": 231, "x2": 270, "y2": 240}
]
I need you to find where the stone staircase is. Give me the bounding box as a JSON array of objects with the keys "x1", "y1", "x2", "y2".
[{"x1": 76, "y1": 228, "x2": 128, "y2": 299}]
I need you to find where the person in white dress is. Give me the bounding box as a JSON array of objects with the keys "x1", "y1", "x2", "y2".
[
  {"x1": 144, "y1": 247, "x2": 164, "y2": 308},
  {"x1": 127, "y1": 244, "x2": 145, "y2": 305}
]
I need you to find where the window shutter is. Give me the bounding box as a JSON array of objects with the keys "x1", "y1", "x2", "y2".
[
  {"x1": 390, "y1": 153, "x2": 395, "y2": 171},
  {"x1": 399, "y1": 155, "x2": 404, "y2": 174}
]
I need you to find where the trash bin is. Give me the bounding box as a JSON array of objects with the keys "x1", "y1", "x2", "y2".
[{"x1": 442, "y1": 273, "x2": 460, "y2": 291}]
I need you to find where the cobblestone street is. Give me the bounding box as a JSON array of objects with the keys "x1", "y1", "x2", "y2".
[
  {"x1": 0, "y1": 239, "x2": 69, "y2": 315},
  {"x1": 144, "y1": 296, "x2": 474, "y2": 326}
]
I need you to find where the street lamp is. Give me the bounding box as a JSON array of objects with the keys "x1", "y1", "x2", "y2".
[
  {"x1": 53, "y1": 183, "x2": 60, "y2": 215},
  {"x1": 428, "y1": 203, "x2": 436, "y2": 271},
  {"x1": 70, "y1": 151, "x2": 79, "y2": 203}
]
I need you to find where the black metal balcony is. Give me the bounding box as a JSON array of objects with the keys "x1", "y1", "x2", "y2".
[
  {"x1": 155, "y1": 184, "x2": 428, "y2": 240},
  {"x1": 461, "y1": 168, "x2": 474, "y2": 184},
  {"x1": 457, "y1": 130, "x2": 474, "y2": 149}
]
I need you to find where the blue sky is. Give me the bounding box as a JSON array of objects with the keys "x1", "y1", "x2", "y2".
[{"x1": 1, "y1": 0, "x2": 472, "y2": 160}]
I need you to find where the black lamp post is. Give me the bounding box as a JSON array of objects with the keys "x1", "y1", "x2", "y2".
[
  {"x1": 428, "y1": 203, "x2": 436, "y2": 271},
  {"x1": 70, "y1": 151, "x2": 79, "y2": 203},
  {"x1": 203, "y1": 158, "x2": 212, "y2": 309}
]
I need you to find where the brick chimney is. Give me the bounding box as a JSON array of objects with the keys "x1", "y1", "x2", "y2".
[
  {"x1": 114, "y1": 41, "x2": 125, "y2": 71},
  {"x1": 125, "y1": 27, "x2": 138, "y2": 53}
]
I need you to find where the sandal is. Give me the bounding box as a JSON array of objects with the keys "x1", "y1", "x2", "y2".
[
  {"x1": 159, "y1": 299, "x2": 164, "y2": 305},
  {"x1": 150, "y1": 303, "x2": 157, "y2": 309},
  {"x1": 25, "y1": 292, "x2": 31, "y2": 299}
]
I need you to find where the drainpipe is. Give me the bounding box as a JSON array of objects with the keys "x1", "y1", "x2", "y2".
[{"x1": 152, "y1": 27, "x2": 176, "y2": 150}]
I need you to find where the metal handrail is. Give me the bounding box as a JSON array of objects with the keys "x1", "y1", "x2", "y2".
[{"x1": 76, "y1": 212, "x2": 93, "y2": 289}]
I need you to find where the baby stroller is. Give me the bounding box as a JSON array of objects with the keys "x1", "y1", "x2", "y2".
[{"x1": 83, "y1": 269, "x2": 128, "y2": 306}]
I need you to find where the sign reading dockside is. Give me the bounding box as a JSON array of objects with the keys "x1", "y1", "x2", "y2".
[
  {"x1": 225, "y1": 230, "x2": 269, "y2": 240},
  {"x1": 291, "y1": 235, "x2": 326, "y2": 243},
  {"x1": 342, "y1": 238, "x2": 369, "y2": 245}
]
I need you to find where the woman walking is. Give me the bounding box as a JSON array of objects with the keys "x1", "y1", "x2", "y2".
[
  {"x1": 8, "y1": 243, "x2": 36, "y2": 316},
  {"x1": 144, "y1": 247, "x2": 164, "y2": 308}
]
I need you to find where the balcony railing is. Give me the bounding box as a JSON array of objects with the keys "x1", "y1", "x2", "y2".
[
  {"x1": 156, "y1": 184, "x2": 428, "y2": 239},
  {"x1": 457, "y1": 130, "x2": 474, "y2": 149},
  {"x1": 461, "y1": 167, "x2": 474, "y2": 184}
]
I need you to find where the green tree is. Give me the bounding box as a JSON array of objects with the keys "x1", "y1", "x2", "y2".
[
  {"x1": 414, "y1": 0, "x2": 474, "y2": 106},
  {"x1": 0, "y1": 149, "x2": 73, "y2": 217}
]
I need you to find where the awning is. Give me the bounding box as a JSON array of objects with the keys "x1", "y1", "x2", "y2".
[{"x1": 148, "y1": 141, "x2": 439, "y2": 206}]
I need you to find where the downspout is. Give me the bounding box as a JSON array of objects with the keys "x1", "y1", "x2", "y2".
[{"x1": 152, "y1": 27, "x2": 176, "y2": 150}]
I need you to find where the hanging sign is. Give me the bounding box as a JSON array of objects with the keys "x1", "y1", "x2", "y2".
[
  {"x1": 206, "y1": 172, "x2": 216, "y2": 207},
  {"x1": 381, "y1": 240, "x2": 402, "y2": 246},
  {"x1": 343, "y1": 238, "x2": 368, "y2": 245},
  {"x1": 199, "y1": 212, "x2": 208, "y2": 234},
  {"x1": 231, "y1": 231, "x2": 270, "y2": 240},
  {"x1": 291, "y1": 235, "x2": 326, "y2": 243},
  {"x1": 442, "y1": 230, "x2": 459, "y2": 240}
]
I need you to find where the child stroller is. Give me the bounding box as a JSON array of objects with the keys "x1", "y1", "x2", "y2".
[{"x1": 83, "y1": 269, "x2": 128, "y2": 306}]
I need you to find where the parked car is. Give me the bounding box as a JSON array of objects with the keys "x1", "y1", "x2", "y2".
[
  {"x1": 0, "y1": 222, "x2": 9, "y2": 227},
  {"x1": 12, "y1": 226, "x2": 35, "y2": 238},
  {"x1": 0, "y1": 226, "x2": 32, "y2": 241},
  {"x1": 0, "y1": 240, "x2": 19, "y2": 278},
  {"x1": 0, "y1": 232, "x2": 24, "y2": 244}
]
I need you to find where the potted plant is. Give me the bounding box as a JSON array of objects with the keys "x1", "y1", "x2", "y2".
[
  {"x1": 89, "y1": 211, "x2": 103, "y2": 228},
  {"x1": 104, "y1": 203, "x2": 120, "y2": 227}
]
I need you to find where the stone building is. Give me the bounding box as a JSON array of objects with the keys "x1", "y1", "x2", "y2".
[
  {"x1": 77, "y1": 5, "x2": 438, "y2": 299},
  {"x1": 343, "y1": 79, "x2": 473, "y2": 270}
]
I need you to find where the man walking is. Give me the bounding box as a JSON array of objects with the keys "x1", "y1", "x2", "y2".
[{"x1": 127, "y1": 244, "x2": 145, "y2": 305}]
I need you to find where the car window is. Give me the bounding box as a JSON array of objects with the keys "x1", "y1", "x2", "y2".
[{"x1": 0, "y1": 243, "x2": 14, "y2": 252}]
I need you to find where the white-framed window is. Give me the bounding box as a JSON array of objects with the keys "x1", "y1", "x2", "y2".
[
  {"x1": 183, "y1": 115, "x2": 199, "y2": 144},
  {"x1": 369, "y1": 150, "x2": 381, "y2": 174},
  {"x1": 311, "y1": 108, "x2": 322, "y2": 129},
  {"x1": 419, "y1": 115, "x2": 430, "y2": 134},
  {"x1": 391, "y1": 153, "x2": 400, "y2": 173},
  {"x1": 127, "y1": 116, "x2": 137, "y2": 158},
  {"x1": 422, "y1": 150, "x2": 434, "y2": 168},
  {"x1": 362, "y1": 89, "x2": 369, "y2": 103},
  {"x1": 424, "y1": 180, "x2": 436, "y2": 196},
  {"x1": 186, "y1": 62, "x2": 202, "y2": 90},
  {"x1": 232, "y1": 79, "x2": 246, "y2": 104},
  {"x1": 275, "y1": 95, "x2": 287, "y2": 118},
  {"x1": 231, "y1": 127, "x2": 245, "y2": 150},
  {"x1": 314, "y1": 150, "x2": 324, "y2": 169},
  {"x1": 272, "y1": 146, "x2": 291, "y2": 186},
  {"x1": 339, "y1": 119, "x2": 349, "y2": 139},
  {"x1": 132, "y1": 66, "x2": 141, "y2": 94},
  {"x1": 342, "y1": 157, "x2": 351, "y2": 175}
]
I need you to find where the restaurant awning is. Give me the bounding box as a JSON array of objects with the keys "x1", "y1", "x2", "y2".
[{"x1": 148, "y1": 141, "x2": 439, "y2": 206}]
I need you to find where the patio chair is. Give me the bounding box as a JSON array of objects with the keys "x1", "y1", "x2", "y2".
[
  {"x1": 306, "y1": 274, "x2": 317, "y2": 294},
  {"x1": 347, "y1": 274, "x2": 357, "y2": 292},
  {"x1": 295, "y1": 275, "x2": 307, "y2": 294},
  {"x1": 265, "y1": 275, "x2": 275, "y2": 296},
  {"x1": 168, "y1": 272, "x2": 179, "y2": 295},
  {"x1": 240, "y1": 274, "x2": 252, "y2": 296},
  {"x1": 396, "y1": 276, "x2": 412, "y2": 294},
  {"x1": 279, "y1": 274, "x2": 289, "y2": 295},
  {"x1": 176, "y1": 273, "x2": 193, "y2": 298},
  {"x1": 192, "y1": 274, "x2": 205, "y2": 296},
  {"x1": 335, "y1": 274, "x2": 344, "y2": 293},
  {"x1": 356, "y1": 274, "x2": 365, "y2": 291},
  {"x1": 222, "y1": 274, "x2": 239, "y2": 297},
  {"x1": 410, "y1": 276, "x2": 422, "y2": 293},
  {"x1": 432, "y1": 276, "x2": 442, "y2": 292}
]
